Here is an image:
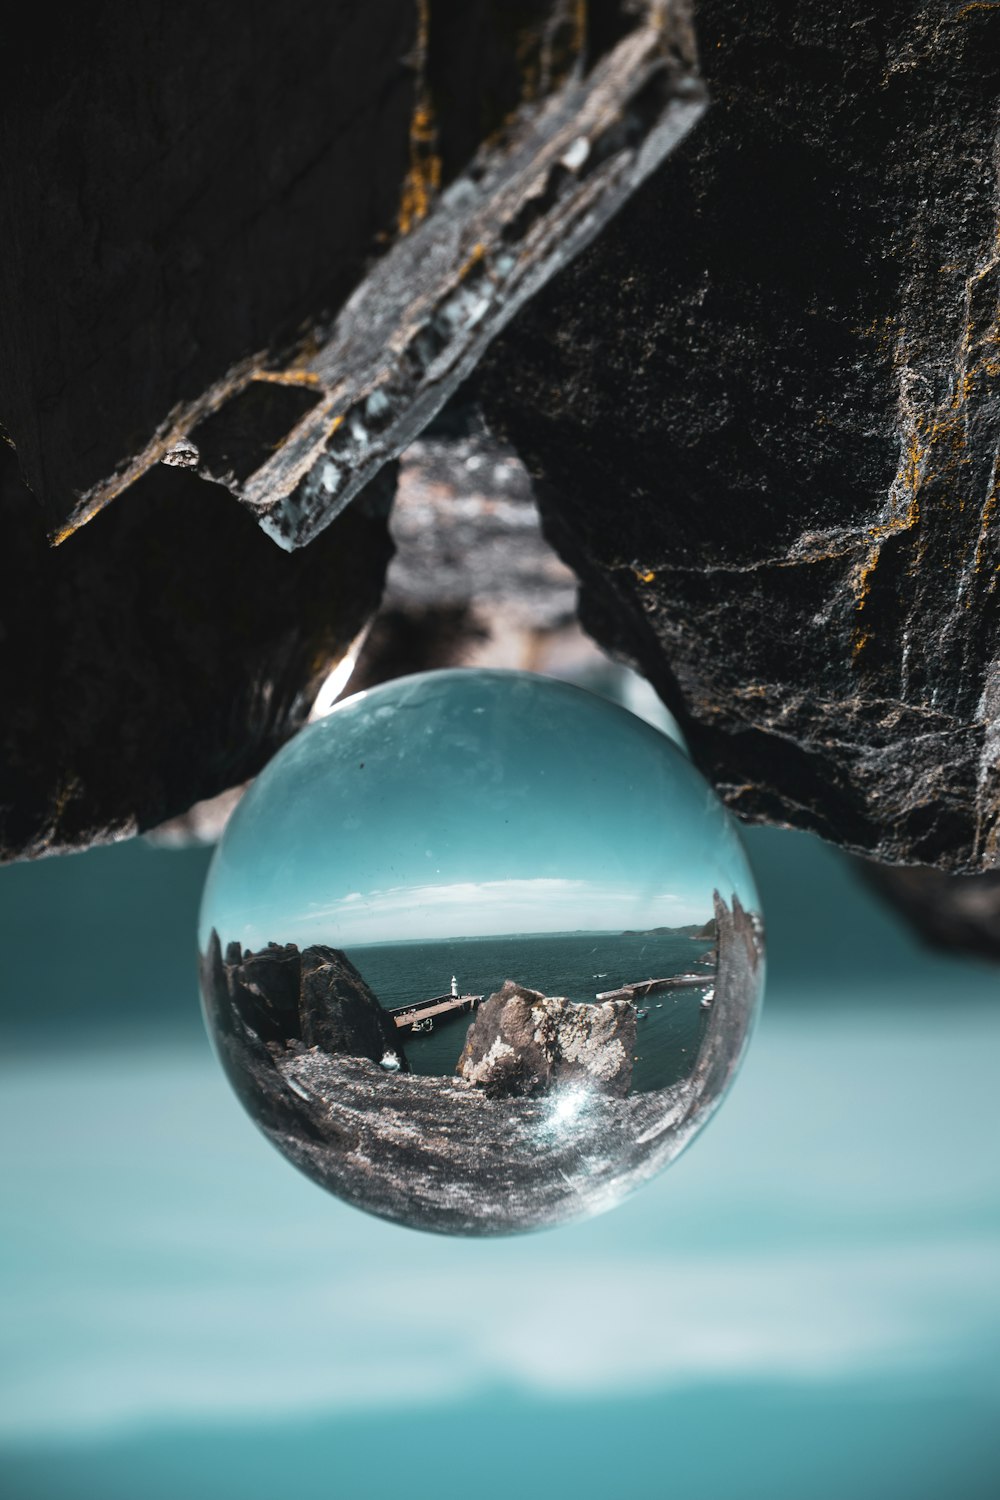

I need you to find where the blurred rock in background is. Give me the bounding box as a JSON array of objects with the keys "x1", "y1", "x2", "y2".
[{"x1": 855, "y1": 862, "x2": 1000, "y2": 965}]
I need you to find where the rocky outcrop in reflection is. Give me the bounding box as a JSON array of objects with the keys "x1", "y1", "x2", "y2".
[
  {"x1": 201, "y1": 932, "x2": 329, "y2": 1145},
  {"x1": 200, "y1": 934, "x2": 408, "y2": 1079},
  {"x1": 456, "y1": 981, "x2": 636, "y2": 1099},
  {"x1": 199, "y1": 892, "x2": 763, "y2": 1234},
  {"x1": 230, "y1": 943, "x2": 301, "y2": 1045},
  {"x1": 298, "y1": 946, "x2": 404, "y2": 1065}
]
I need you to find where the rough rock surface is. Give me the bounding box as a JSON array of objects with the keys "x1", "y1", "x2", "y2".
[
  {"x1": 7, "y1": 1, "x2": 997, "y2": 906},
  {"x1": 0, "y1": 1, "x2": 701, "y2": 867},
  {"x1": 456, "y1": 980, "x2": 636, "y2": 1098},
  {"x1": 200, "y1": 931, "x2": 329, "y2": 1145},
  {"x1": 212, "y1": 933, "x2": 408, "y2": 1071},
  {"x1": 0, "y1": 2, "x2": 694, "y2": 546},
  {"x1": 298, "y1": 945, "x2": 406, "y2": 1067},
  {"x1": 232, "y1": 944, "x2": 303, "y2": 1045},
  {"x1": 0, "y1": 0, "x2": 417, "y2": 540},
  {"x1": 477, "y1": 0, "x2": 1000, "y2": 873},
  {"x1": 0, "y1": 455, "x2": 392, "y2": 862},
  {"x1": 198, "y1": 895, "x2": 763, "y2": 1234},
  {"x1": 6, "y1": 2, "x2": 998, "y2": 884}
]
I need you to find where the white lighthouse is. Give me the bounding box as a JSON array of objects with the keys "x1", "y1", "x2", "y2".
[{"x1": 451, "y1": 974, "x2": 458, "y2": 997}]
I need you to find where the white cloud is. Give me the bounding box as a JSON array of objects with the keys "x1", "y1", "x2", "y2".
[{"x1": 266, "y1": 877, "x2": 704, "y2": 947}]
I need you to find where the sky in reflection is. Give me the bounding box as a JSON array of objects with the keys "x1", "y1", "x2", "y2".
[{"x1": 200, "y1": 672, "x2": 753, "y2": 948}]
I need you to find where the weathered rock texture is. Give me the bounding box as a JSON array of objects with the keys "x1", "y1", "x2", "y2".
[
  {"x1": 477, "y1": 0, "x2": 1000, "y2": 873},
  {"x1": 6, "y1": 2, "x2": 997, "y2": 889},
  {"x1": 299, "y1": 946, "x2": 405, "y2": 1064},
  {"x1": 198, "y1": 894, "x2": 763, "y2": 1234},
  {"x1": 0, "y1": 0, "x2": 417, "y2": 540},
  {"x1": 0, "y1": 1, "x2": 700, "y2": 548},
  {"x1": 457, "y1": 980, "x2": 636, "y2": 1097},
  {"x1": 0, "y1": 454, "x2": 392, "y2": 861},
  {"x1": 203, "y1": 934, "x2": 407, "y2": 1071},
  {"x1": 1, "y1": 1, "x2": 704, "y2": 865},
  {"x1": 210, "y1": 4, "x2": 703, "y2": 550},
  {"x1": 201, "y1": 931, "x2": 329, "y2": 1144},
  {"x1": 231, "y1": 944, "x2": 302, "y2": 1046}
]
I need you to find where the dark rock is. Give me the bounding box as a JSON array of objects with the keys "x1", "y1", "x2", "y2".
[
  {"x1": 0, "y1": 2, "x2": 705, "y2": 868},
  {"x1": 0, "y1": 0, "x2": 418, "y2": 537},
  {"x1": 204, "y1": 930, "x2": 229, "y2": 1024},
  {"x1": 10, "y1": 1, "x2": 999, "y2": 895},
  {"x1": 0, "y1": 2, "x2": 695, "y2": 548},
  {"x1": 233, "y1": 943, "x2": 303, "y2": 1044},
  {"x1": 694, "y1": 891, "x2": 765, "y2": 1112},
  {"x1": 0, "y1": 455, "x2": 392, "y2": 862},
  {"x1": 207, "y1": 8, "x2": 703, "y2": 550},
  {"x1": 198, "y1": 932, "x2": 334, "y2": 1146},
  {"x1": 478, "y1": 0, "x2": 1000, "y2": 873},
  {"x1": 300, "y1": 945, "x2": 408, "y2": 1070},
  {"x1": 217, "y1": 936, "x2": 409, "y2": 1068},
  {"x1": 856, "y1": 862, "x2": 1000, "y2": 964},
  {"x1": 456, "y1": 980, "x2": 636, "y2": 1098}
]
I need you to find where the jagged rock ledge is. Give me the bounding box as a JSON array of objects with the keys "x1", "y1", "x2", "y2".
[{"x1": 457, "y1": 980, "x2": 637, "y2": 1099}]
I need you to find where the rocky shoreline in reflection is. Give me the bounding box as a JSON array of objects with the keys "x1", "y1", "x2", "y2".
[{"x1": 200, "y1": 893, "x2": 763, "y2": 1234}]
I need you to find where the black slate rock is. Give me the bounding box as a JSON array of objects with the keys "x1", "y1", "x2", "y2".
[
  {"x1": 235, "y1": 943, "x2": 303, "y2": 1045},
  {"x1": 299, "y1": 945, "x2": 408, "y2": 1070},
  {"x1": 477, "y1": 0, "x2": 1000, "y2": 873},
  {"x1": 0, "y1": 456, "x2": 392, "y2": 863}
]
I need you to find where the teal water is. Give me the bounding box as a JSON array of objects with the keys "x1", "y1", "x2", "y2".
[
  {"x1": 6, "y1": 1386, "x2": 999, "y2": 1500},
  {"x1": 349, "y1": 930, "x2": 714, "y2": 1090},
  {"x1": 2, "y1": 1003, "x2": 999, "y2": 1498},
  {"x1": 2, "y1": 825, "x2": 999, "y2": 1500}
]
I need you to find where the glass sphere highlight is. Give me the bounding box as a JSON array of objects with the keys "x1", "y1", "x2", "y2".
[{"x1": 199, "y1": 669, "x2": 764, "y2": 1234}]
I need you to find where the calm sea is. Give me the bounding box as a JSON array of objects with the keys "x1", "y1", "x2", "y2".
[{"x1": 346, "y1": 930, "x2": 715, "y2": 1094}]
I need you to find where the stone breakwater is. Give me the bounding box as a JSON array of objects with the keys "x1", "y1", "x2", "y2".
[{"x1": 200, "y1": 893, "x2": 763, "y2": 1234}]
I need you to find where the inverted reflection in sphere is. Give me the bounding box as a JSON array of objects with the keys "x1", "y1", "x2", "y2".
[{"x1": 199, "y1": 670, "x2": 765, "y2": 1234}]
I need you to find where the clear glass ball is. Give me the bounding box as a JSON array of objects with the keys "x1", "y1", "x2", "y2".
[{"x1": 199, "y1": 669, "x2": 764, "y2": 1234}]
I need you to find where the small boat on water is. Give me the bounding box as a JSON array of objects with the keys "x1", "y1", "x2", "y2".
[
  {"x1": 389, "y1": 978, "x2": 483, "y2": 1036},
  {"x1": 636, "y1": 1008, "x2": 649, "y2": 1020},
  {"x1": 700, "y1": 987, "x2": 715, "y2": 1011}
]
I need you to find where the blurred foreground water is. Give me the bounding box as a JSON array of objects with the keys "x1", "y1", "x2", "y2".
[{"x1": 1, "y1": 826, "x2": 998, "y2": 1499}]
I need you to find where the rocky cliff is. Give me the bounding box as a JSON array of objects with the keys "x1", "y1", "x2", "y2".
[
  {"x1": 198, "y1": 893, "x2": 763, "y2": 1234},
  {"x1": 478, "y1": 1, "x2": 1000, "y2": 873},
  {"x1": 202, "y1": 933, "x2": 407, "y2": 1072},
  {"x1": 456, "y1": 981, "x2": 636, "y2": 1099}
]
